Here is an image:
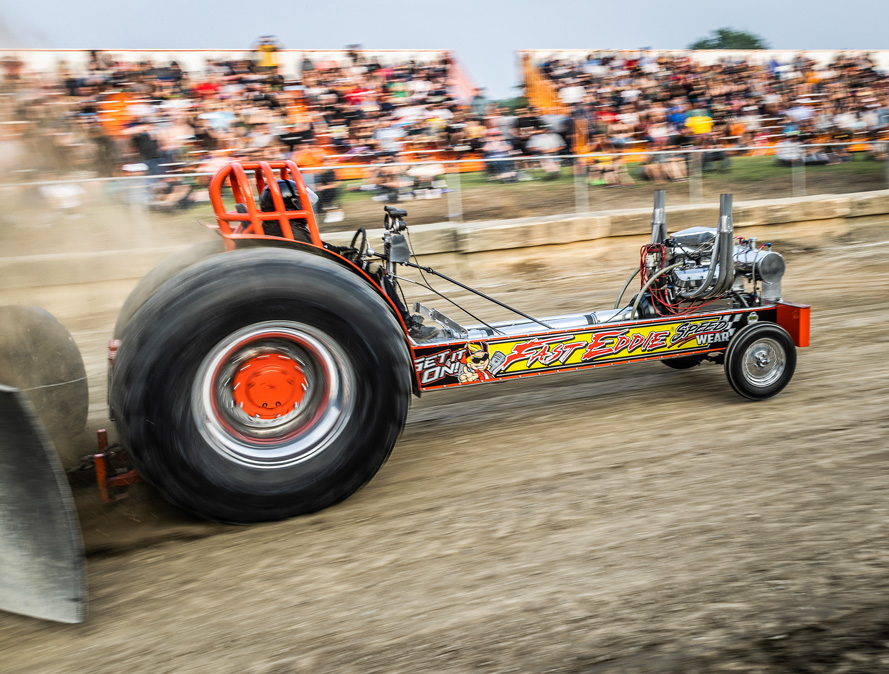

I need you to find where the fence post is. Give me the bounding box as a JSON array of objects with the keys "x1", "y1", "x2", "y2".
[
  {"x1": 128, "y1": 178, "x2": 151, "y2": 242},
  {"x1": 792, "y1": 157, "x2": 806, "y2": 197},
  {"x1": 573, "y1": 156, "x2": 589, "y2": 214},
  {"x1": 447, "y1": 166, "x2": 463, "y2": 223},
  {"x1": 689, "y1": 151, "x2": 703, "y2": 204}
]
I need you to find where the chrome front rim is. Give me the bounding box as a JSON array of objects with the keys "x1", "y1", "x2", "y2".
[
  {"x1": 741, "y1": 337, "x2": 786, "y2": 388},
  {"x1": 193, "y1": 321, "x2": 354, "y2": 468}
]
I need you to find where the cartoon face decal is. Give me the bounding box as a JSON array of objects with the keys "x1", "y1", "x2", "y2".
[{"x1": 459, "y1": 343, "x2": 494, "y2": 384}]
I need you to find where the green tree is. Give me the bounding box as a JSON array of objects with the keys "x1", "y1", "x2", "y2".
[{"x1": 689, "y1": 28, "x2": 769, "y2": 50}]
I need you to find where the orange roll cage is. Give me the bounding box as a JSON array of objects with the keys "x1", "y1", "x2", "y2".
[{"x1": 209, "y1": 160, "x2": 323, "y2": 248}]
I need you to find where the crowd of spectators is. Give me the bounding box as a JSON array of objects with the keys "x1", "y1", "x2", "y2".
[
  {"x1": 537, "y1": 51, "x2": 889, "y2": 181},
  {"x1": 0, "y1": 49, "x2": 468, "y2": 184},
  {"x1": 1, "y1": 48, "x2": 888, "y2": 200}
]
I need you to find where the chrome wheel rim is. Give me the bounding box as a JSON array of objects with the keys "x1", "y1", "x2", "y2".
[
  {"x1": 741, "y1": 337, "x2": 785, "y2": 388},
  {"x1": 193, "y1": 321, "x2": 354, "y2": 468}
]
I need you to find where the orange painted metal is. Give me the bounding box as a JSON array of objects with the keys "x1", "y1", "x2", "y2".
[
  {"x1": 206, "y1": 160, "x2": 413, "y2": 341},
  {"x1": 209, "y1": 160, "x2": 323, "y2": 247},
  {"x1": 94, "y1": 428, "x2": 142, "y2": 503},
  {"x1": 231, "y1": 353, "x2": 307, "y2": 420},
  {"x1": 776, "y1": 301, "x2": 811, "y2": 347},
  {"x1": 94, "y1": 429, "x2": 110, "y2": 504}
]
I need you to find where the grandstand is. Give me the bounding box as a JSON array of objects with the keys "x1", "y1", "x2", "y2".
[
  {"x1": 0, "y1": 48, "x2": 479, "y2": 180},
  {"x1": 519, "y1": 49, "x2": 889, "y2": 157},
  {"x1": 1, "y1": 46, "x2": 887, "y2": 190}
]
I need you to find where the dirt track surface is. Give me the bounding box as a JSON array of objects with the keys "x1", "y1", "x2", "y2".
[{"x1": 1, "y1": 224, "x2": 889, "y2": 673}]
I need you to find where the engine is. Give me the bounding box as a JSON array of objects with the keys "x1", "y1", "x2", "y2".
[
  {"x1": 639, "y1": 192, "x2": 786, "y2": 317},
  {"x1": 666, "y1": 226, "x2": 785, "y2": 301}
]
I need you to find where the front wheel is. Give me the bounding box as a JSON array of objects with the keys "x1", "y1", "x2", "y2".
[
  {"x1": 724, "y1": 323, "x2": 796, "y2": 400},
  {"x1": 110, "y1": 249, "x2": 412, "y2": 522}
]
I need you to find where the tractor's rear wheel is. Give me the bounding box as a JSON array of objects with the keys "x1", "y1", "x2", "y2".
[
  {"x1": 113, "y1": 239, "x2": 225, "y2": 340},
  {"x1": 110, "y1": 249, "x2": 412, "y2": 523},
  {"x1": 109, "y1": 240, "x2": 226, "y2": 420}
]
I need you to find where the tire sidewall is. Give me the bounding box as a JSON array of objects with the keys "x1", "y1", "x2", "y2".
[{"x1": 109, "y1": 240, "x2": 226, "y2": 417}]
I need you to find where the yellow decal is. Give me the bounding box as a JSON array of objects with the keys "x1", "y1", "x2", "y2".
[{"x1": 487, "y1": 318, "x2": 732, "y2": 375}]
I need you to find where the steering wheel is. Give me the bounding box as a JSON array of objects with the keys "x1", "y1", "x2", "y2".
[{"x1": 349, "y1": 227, "x2": 368, "y2": 260}]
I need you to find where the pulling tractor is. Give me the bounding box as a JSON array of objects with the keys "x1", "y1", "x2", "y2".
[{"x1": 0, "y1": 160, "x2": 809, "y2": 622}]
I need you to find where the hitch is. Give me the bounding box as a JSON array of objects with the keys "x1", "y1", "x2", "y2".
[{"x1": 94, "y1": 429, "x2": 142, "y2": 503}]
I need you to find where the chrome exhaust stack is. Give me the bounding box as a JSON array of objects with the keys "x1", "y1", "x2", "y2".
[
  {"x1": 712, "y1": 193, "x2": 735, "y2": 296},
  {"x1": 650, "y1": 189, "x2": 667, "y2": 245},
  {"x1": 679, "y1": 193, "x2": 735, "y2": 300}
]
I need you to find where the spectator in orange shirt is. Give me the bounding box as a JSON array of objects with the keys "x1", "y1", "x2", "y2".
[{"x1": 290, "y1": 140, "x2": 328, "y2": 187}]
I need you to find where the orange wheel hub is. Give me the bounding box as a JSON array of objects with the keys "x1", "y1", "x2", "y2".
[{"x1": 231, "y1": 353, "x2": 306, "y2": 419}]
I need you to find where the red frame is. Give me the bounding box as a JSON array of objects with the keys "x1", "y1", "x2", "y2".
[{"x1": 209, "y1": 160, "x2": 323, "y2": 248}]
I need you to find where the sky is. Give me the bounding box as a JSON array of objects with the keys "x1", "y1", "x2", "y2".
[{"x1": 1, "y1": 0, "x2": 887, "y2": 98}]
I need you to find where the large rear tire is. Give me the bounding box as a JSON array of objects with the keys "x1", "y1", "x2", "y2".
[
  {"x1": 109, "y1": 240, "x2": 226, "y2": 420},
  {"x1": 113, "y1": 239, "x2": 225, "y2": 340},
  {"x1": 110, "y1": 249, "x2": 412, "y2": 523}
]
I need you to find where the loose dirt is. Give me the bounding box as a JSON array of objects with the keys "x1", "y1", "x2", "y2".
[{"x1": 0, "y1": 216, "x2": 888, "y2": 673}]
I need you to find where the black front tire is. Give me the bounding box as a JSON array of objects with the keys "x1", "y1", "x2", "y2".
[
  {"x1": 110, "y1": 249, "x2": 412, "y2": 523},
  {"x1": 724, "y1": 322, "x2": 796, "y2": 400}
]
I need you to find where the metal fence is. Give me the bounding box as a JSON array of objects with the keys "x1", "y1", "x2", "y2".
[{"x1": 2, "y1": 142, "x2": 887, "y2": 234}]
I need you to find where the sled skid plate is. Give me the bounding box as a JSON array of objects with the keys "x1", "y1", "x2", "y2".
[{"x1": 0, "y1": 385, "x2": 86, "y2": 623}]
